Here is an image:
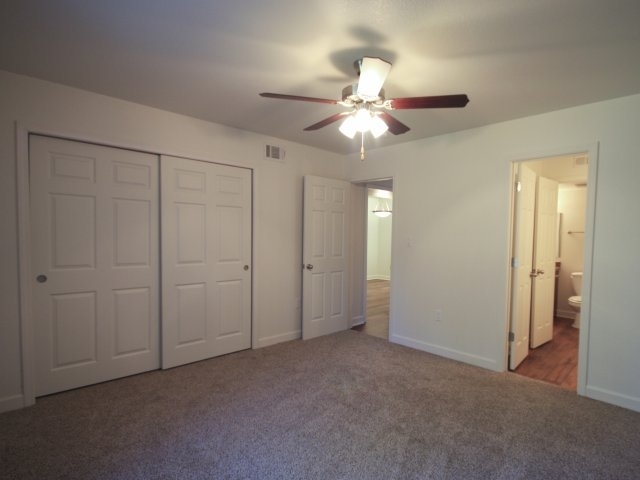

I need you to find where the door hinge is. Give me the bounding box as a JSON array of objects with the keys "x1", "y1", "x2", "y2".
[
  {"x1": 515, "y1": 181, "x2": 522, "y2": 192},
  {"x1": 511, "y1": 257, "x2": 518, "y2": 268},
  {"x1": 508, "y1": 332, "x2": 515, "y2": 342}
]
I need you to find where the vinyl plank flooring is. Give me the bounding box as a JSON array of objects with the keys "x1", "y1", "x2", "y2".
[
  {"x1": 513, "y1": 316, "x2": 579, "y2": 390},
  {"x1": 352, "y1": 279, "x2": 389, "y2": 340}
]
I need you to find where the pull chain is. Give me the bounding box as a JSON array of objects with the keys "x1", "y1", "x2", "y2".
[{"x1": 360, "y1": 132, "x2": 365, "y2": 161}]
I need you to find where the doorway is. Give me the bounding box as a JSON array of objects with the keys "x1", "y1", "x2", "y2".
[
  {"x1": 508, "y1": 153, "x2": 590, "y2": 390},
  {"x1": 352, "y1": 179, "x2": 393, "y2": 340}
]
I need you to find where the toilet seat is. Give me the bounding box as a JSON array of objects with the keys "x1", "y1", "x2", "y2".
[{"x1": 568, "y1": 295, "x2": 581, "y2": 307}]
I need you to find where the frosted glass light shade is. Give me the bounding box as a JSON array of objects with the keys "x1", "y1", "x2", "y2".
[
  {"x1": 372, "y1": 199, "x2": 392, "y2": 217},
  {"x1": 370, "y1": 115, "x2": 389, "y2": 138},
  {"x1": 373, "y1": 211, "x2": 391, "y2": 218},
  {"x1": 354, "y1": 108, "x2": 372, "y2": 132},
  {"x1": 339, "y1": 115, "x2": 357, "y2": 138}
]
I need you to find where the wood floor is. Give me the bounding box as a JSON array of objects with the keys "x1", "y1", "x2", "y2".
[
  {"x1": 353, "y1": 280, "x2": 578, "y2": 390},
  {"x1": 352, "y1": 279, "x2": 389, "y2": 340},
  {"x1": 513, "y1": 316, "x2": 579, "y2": 390}
]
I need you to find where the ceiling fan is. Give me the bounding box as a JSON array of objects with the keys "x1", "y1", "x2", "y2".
[{"x1": 260, "y1": 57, "x2": 469, "y2": 158}]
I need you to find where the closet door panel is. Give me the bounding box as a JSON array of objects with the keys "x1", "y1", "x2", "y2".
[
  {"x1": 30, "y1": 135, "x2": 159, "y2": 396},
  {"x1": 161, "y1": 156, "x2": 252, "y2": 368}
]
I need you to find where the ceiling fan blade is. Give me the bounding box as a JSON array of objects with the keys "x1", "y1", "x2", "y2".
[
  {"x1": 260, "y1": 92, "x2": 338, "y2": 104},
  {"x1": 356, "y1": 57, "x2": 392, "y2": 99},
  {"x1": 378, "y1": 112, "x2": 410, "y2": 135},
  {"x1": 304, "y1": 112, "x2": 350, "y2": 131},
  {"x1": 389, "y1": 94, "x2": 469, "y2": 109}
]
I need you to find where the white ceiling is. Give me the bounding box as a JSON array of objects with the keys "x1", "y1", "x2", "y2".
[{"x1": 1, "y1": 0, "x2": 640, "y2": 155}]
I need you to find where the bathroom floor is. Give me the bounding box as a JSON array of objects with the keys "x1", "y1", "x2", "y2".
[{"x1": 513, "y1": 316, "x2": 579, "y2": 390}]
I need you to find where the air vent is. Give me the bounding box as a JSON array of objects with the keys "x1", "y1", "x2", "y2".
[
  {"x1": 574, "y1": 155, "x2": 588, "y2": 166},
  {"x1": 265, "y1": 144, "x2": 285, "y2": 162}
]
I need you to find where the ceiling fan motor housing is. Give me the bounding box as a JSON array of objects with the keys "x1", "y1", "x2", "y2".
[{"x1": 341, "y1": 84, "x2": 385, "y2": 106}]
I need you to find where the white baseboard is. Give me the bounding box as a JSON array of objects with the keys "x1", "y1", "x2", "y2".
[
  {"x1": 351, "y1": 315, "x2": 365, "y2": 327},
  {"x1": 0, "y1": 394, "x2": 25, "y2": 413},
  {"x1": 256, "y1": 330, "x2": 301, "y2": 348},
  {"x1": 585, "y1": 385, "x2": 640, "y2": 413},
  {"x1": 390, "y1": 334, "x2": 499, "y2": 372},
  {"x1": 556, "y1": 309, "x2": 576, "y2": 319},
  {"x1": 367, "y1": 275, "x2": 390, "y2": 281}
]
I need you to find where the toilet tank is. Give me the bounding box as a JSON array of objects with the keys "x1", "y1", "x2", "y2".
[{"x1": 570, "y1": 272, "x2": 583, "y2": 295}]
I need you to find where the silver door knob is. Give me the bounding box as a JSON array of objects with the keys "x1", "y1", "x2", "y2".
[
  {"x1": 536, "y1": 269, "x2": 545, "y2": 275},
  {"x1": 243, "y1": 265, "x2": 249, "y2": 271},
  {"x1": 36, "y1": 274, "x2": 47, "y2": 283},
  {"x1": 305, "y1": 264, "x2": 313, "y2": 270}
]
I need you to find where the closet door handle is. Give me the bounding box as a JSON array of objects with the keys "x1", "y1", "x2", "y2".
[
  {"x1": 305, "y1": 264, "x2": 314, "y2": 271},
  {"x1": 243, "y1": 265, "x2": 249, "y2": 271}
]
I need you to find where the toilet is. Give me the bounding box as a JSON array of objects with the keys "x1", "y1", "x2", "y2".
[{"x1": 568, "y1": 272, "x2": 582, "y2": 328}]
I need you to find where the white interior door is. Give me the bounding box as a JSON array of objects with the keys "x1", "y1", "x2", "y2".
[
  {"x1": 161, "y1": 156, "x2": 251, "y2": 368},
  {"x1": 30, "y1": 135, "x2": 159, "y2": 396},
  {"x1": 509, "y1": 164, "x2": 536, "y2": 370},
  {"x1": 302, "y1": 175, "x2": 350, "y2": 340},
  {"x1": 530, "y1": 175, "x2": 559, "y2": 348}
]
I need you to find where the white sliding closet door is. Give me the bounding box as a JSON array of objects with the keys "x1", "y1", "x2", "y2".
[
  {"x1": 161, "y1": 156, "x2": 252, "y2": 368},
  {"x1": 30, "y1": 135, "x2": 160, "y2": 396}
]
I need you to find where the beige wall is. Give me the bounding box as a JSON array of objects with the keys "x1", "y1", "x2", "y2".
[
  {"x1": 367, "y1": 192, "x2": 392, "y2": 280},
  {"x1": 557, "y1": 185, "x2": 587, "y2": 318}
]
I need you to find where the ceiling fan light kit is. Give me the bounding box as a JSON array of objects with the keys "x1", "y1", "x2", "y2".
[
  {"x1": 259, "y1": 56, "x2": 469, "y2": 159},
  {"x1": 338, "y1": 115, "x2": 357, "y2": 139}
]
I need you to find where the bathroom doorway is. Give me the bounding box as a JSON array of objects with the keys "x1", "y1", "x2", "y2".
[
  {"x1": 508, "y1": 153, "x2": 590, "y2": 390},
  {"x1": 352, "y1": 179, "x2": 393, "y2": 340}
]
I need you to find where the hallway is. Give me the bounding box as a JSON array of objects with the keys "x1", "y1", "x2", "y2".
[{"x1": 352, "y1": 279, "x2": 389, "y2": 340}]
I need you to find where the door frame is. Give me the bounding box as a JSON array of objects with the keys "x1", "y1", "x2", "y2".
[
  {"x1": 350, "y1": 177, "x2": 394, "y2": 339},
  {"x1": 505, "y1": 143, "x2": 599, "y2": 395},
  {"x1": 15, "y1": 122, "x2": 256, "y2": 408}
]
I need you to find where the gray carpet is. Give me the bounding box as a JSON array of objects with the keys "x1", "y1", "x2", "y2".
[{"x1": 1, "y1": 330, "x2": 639, "y2": 479}]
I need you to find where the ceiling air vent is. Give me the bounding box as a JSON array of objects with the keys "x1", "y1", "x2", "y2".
[{"x1": 265, "y1": 144, "x2": 285, "y2": 162}]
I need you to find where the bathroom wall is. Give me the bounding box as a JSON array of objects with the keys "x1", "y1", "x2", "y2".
[
  {"x1": 367, "y1": 191, "x2": 392, "y2": 280},
  {"x1": 557, "y1": 185, "x2": 587, "y2": 318}
]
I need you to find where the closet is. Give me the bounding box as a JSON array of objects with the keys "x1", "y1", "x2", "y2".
[{"x1": 29, "y1": 135, "x2": 251, "y2": 396}]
